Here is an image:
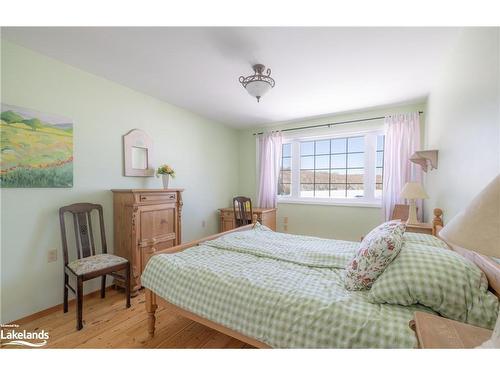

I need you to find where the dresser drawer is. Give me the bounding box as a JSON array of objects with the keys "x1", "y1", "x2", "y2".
[
  {"x1": 139, "y1": 192, "x2": 177, "y2": 203},
  {"x1": 221, "y1": 210, "x2": 259, "y2": 220},
  {"x1": 222, "y1": 210, "x2": 234, "y2": 219}
]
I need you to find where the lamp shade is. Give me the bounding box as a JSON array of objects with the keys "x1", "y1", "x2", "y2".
[
  {"x1": 245, "y1": 80, "x2": 272, "y2": 100},
  {"x1": 439, "y1": 175, "x2": 500, "y2": 258},
  {"x1": 400, "y1": 182, "x2": 429, "y2": 200}
]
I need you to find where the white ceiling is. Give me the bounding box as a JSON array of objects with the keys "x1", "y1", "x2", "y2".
[{"x1": 2, "y1": 27, "x2": 462, "y2": 128}]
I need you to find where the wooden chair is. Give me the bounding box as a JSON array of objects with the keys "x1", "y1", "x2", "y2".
[
  {"x1": 232, "y1": 196, "x2": 254, "y2": 227},
  {"x1": 59, "y1": 203, "x2": 131, "y2": 330}
]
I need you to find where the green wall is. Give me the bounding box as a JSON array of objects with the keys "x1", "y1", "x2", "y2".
[
  {"x1": 0, "y1": 40, "x2": 239, "y2": 323},
  {"x1": 424, "y1": 28, "x2": 500, "y2": 222},
  {"x1": 237, "y1": 103, "x2": 426, "y2": 241}
]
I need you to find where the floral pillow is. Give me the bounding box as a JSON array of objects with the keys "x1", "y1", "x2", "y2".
[{"x1": 344, "y1": 220, "x2": 406, "y2": 291}]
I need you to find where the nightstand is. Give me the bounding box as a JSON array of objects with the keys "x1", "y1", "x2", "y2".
[
  {"x1": 405, "y1": 222, "x2": 434, "y2": 235},
  {"x1": 409, "y1": 311, "x2": 492, "y2": 348}
]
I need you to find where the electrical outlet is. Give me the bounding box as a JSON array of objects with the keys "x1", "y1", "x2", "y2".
[{"x1": 48, "y1": 249, "x2": 58, "y2": 263}]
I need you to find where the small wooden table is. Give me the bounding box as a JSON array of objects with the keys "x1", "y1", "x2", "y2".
[
  {"x1": 406, "y1": 222, "x2": 434, "y2": 235},
  {"x1": 219, "y1": 207, "x2": 277, "y2": 232},
  {"x1": 410, "y1": 311, "x2": 492, "y2": 348}
]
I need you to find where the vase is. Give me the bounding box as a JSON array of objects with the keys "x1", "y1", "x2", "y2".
[{"x1": 161, "y1": 174, "x2": 169, "y2": 189}]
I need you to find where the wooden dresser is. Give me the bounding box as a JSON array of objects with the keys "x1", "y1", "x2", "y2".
[
  {"x1": 111, "y1": 189, "x2": 183, "y2": 295},
  {"x1": 218, "y1": 207, "x2": 277, "y2": 232}
]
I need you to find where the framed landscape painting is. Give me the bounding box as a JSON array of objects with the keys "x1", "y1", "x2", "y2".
[{"x1": 0, "y1": 103, "x2": 73, "y2": 188}]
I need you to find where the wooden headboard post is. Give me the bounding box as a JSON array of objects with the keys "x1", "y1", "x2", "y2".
[
  {"x1": 433, "y1": 207, "x2": 500, "y2": 298},
  {"x1": 432, "y1": 208, "x2": 443, "y2": 235}
]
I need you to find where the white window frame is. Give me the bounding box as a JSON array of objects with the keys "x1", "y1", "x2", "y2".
[{"x1": 277, "y1": 128, "x2": 384, "y2": 208}]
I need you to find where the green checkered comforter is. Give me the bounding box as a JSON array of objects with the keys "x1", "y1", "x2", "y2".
[
  {"x1": 141, "y1": 226, "x2": 436, "y2": 348},
  {"x1": 203, "y1": 225, "x2": 357, "y2": 268}
]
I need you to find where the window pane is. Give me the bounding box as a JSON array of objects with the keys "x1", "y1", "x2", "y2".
[
  {"x1": 375, "y1": 184, "x2": 383, "y2": 198},
  {"x1": 347, "y1": 184, "x2": 364, "y2": 198},
  {"x1": 315, "y1": 170, "x2": 329, "y2": 183},
  {"x1": 331, "y1": 138, "x2": 346, "y2": 154},
  {"x1": 315, "y1": 155, "x2": 329, "y2": 169},
  {"x1": 376, "y1": 151, "x2": 384, "y2": 168},
  {"x1": 348, "y1": 136, "x2": 364, "y2": 152},
  {"x1": 347, "y1": 169, "x2": 364, "y2": 183},
  {"x1": 331, "y1": 169, "x2": 346, "y2": 183},
  {"x1": 315, "y1": 184, "x2": 329, "y2": 198},
  {"x1": 282, "y1": 157, "x2": 291, "y2": 170},
  {"x1": 300, "y1": 170, "x2": 314, "y2": 183},
  {"x1": 301, "y1": 156, "x2": 314, "y2": 169},
  {"x1": 300, "y1": 184, "x2": 314, "y2": 197},
  {"x1": 315, "y1": 140, "x2": 330, "y2": 155},
  {"x1": 375, "y1": 167, "x2": 383, "y2": 183},
  {"x1": 300, "y1": 141, "x2": 314, "y2": 156},
  {"x1": 277, "y1": 135, "x2": 374, "y2": 201},
  {"x1": 377, "y1": 135, "x2": 385, "y2": 151},
  {"x1": 282, "y1": 143, "x2": 291, "y2": 158},
  {"x1": 331, "y1": 154, "x2": 346, "y2": 169},
  {"x1": 347, "y1": 153, "x2": 364, "y2": 168},
  {"x1": 330, "y1": 184, "x2": 346, "y2": 198},
  {"x1": 280, "y1": 170, "x2": 291, "y2": 184},
  {"x1": 279, "y1": 183, "x2": 291, "y2": 196}
]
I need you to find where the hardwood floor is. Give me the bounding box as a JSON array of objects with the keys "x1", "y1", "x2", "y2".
[{"x1": 3, "y1": 288, "x2": 252, "y2": 349}]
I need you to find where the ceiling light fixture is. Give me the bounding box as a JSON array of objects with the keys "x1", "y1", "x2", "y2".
[{"x1": 239, "y1": 64, "x2": 275, "y2": 102}]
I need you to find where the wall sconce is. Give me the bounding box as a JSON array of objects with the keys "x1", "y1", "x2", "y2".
[{"x1": 410, "y1": 150, "x2": 438, "y2": 172}]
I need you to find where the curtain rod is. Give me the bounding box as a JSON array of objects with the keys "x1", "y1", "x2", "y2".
[{"x1": 252, "y1": 111, "x2": 424, "y2": 136}]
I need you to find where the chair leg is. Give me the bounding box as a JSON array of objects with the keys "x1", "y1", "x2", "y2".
[
  {"x1": 63, "y1": 273, "x2": 69, "y2": 313},
  {"x1": 76, "y1": 276, "x2": 83, "y2": 330},
  {"x1": 125, "y1": 263, "x2": 131, "y2": 308},
  {"x1": 100, "y1": 275, "x2": 106, "y2": 298}
]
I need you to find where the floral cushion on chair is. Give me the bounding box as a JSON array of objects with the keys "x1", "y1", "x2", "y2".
[
  {"x1": 344, "y1": 220, "x2": 406, "y2": 291},
  {"x1": 68, "y1": 254, "x2": 127, "y2": 275}
]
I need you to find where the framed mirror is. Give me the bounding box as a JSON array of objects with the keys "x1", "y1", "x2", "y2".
[
  {"x1": 131, "y1": 146, "x2": 148, "y2": 169},
  {"x1": 123, "y1": 129, "x2": 154, "y2": 176}
]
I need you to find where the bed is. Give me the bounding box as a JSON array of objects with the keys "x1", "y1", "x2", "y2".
[{"x1": 141, "y1": 209, "x2": 500, "y2": 348}]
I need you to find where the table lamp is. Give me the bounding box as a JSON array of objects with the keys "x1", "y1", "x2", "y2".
[
  {"x1": 438, "y1": 175, "x2": 500, "y2": 348},
  {"x1": 400, "y1": 182, "x2": 428, "y2": 225}
]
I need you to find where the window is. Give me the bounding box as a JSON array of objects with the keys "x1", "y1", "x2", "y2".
[
  {"x1": 278, "y1": 143, "x2": 291, "y2": 196},
  {"x1": 299, "y1": 136, "x2": 365, "y2": 198},
  {"x1": 277, "y1": 131, "x2": 384, "y2": 205},
  {"x1": 375, "y1": 135, "x2": 385, "y2": 198}
]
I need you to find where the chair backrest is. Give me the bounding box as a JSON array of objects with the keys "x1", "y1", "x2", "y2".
[
  {"x1": 232, "y1": 196, "x2": 253, "y2": 227},
  {"x1": 59, "y1": 203, "x2": 107, "y2": 266},
  {"x1": 391, "y1": 204, "x2": 419, "y2": 221}
]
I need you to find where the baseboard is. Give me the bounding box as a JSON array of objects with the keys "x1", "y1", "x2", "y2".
[{"x1": 9, "y1": 285, "x2": 118, "y2": 325}]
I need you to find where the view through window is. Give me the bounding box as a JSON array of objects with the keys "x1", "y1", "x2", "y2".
[{"x1": 278, "y1": 132, "x2": 384, "y2": 202}]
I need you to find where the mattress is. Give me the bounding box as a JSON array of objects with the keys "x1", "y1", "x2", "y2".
[{"x1": 141, "y1": 225, "x2": 436, "y2": 348}]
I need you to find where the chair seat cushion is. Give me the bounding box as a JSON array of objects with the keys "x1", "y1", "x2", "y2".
[{"x1": 68, "y1": 254, "x2": 127, "y2": 275}]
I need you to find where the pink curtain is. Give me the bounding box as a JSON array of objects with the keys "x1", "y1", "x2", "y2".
[
  {"x1": 382, "y1": 112, "x2": 423, "y2": 221},
  {"x1": 257, "y1": 131, "x2": 282, "y2": 208}
]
